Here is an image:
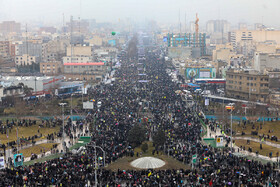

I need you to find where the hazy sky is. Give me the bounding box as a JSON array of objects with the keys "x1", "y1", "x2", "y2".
[{"x1": 0, "y1": 0, "x2": 280, "y2": 27}]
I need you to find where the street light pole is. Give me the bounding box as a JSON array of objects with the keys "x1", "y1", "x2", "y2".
[
  {"x1": 71, "y1": 94, "x2": 73, "y2": 117},
  {"x1": 59, "y1": 103, "x2": 67, "y2": 153},
  {"x1": 94, "y1": 143, "x2": 97, "y2": 187},
  {"x1": 87, "y1": 143, "x2": 106, "y2": 187},
  {"x1": 231, "y1": 108, "x2": 233, "y2": 152}
]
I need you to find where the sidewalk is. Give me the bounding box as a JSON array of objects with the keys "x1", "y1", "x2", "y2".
[
  {"x1": 204, "y1": 125, "x2": 279, "y2": 162},
  {"x1": 5, "y1": 121, "x2": 90, "y2": 163}
]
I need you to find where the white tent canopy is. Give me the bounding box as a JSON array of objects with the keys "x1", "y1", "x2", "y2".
[{"x1": 130, "y1": 157, "x2": 165, "y2": 169}]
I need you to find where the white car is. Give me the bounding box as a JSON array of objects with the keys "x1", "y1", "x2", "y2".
[{"x1": 97, "y1": 101, "x2": 102, "y2": 108}]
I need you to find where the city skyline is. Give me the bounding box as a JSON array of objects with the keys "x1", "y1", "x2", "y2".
[{"x1": 0, "y1": 0, "x2": 279, "y2": 28}]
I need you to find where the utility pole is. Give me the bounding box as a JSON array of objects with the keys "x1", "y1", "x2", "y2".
[
  {"x1": 231, "y1": 108, "x2": 233, "y2": 152},
  {"x1": 94, "y1": 142, "x2": 97, "y2": 187},
  {"x1": 71, "y1": 94, "x2": 73, "y2": 117}
]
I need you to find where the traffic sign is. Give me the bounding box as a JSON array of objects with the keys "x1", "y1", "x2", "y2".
[{"x1": 192, "y1": 154, "x2": 197, "y2": 164}]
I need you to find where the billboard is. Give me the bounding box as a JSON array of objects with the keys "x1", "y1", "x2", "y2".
[
  {"x1": 14, "y1": 153, "x2": 23, "y2": 167},
  {"x1": 108, "y1": 40, "x2": 116, "y2": 46},
  {"x1": 186, "y1": 68, "x2": 216, "y2": 79},
  {"x1": 83, "y1": 102, "x2": 94, "y2": 109}
]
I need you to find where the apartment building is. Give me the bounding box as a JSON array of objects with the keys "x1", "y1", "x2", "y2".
[
  {"x1": 40, "y1": 61, "x2": 63, "y2": 75},
  {"x1": 254, "y1": 53, "x2": 280, "y2": 72},
  {"x1": 0, "y1": 21, "x2": 21, "y2": 34},
  {"x1": 15, "y1": 54, "x2": 36, "y2": 66},
  {"x1": 226, "y1": 69, "x2": 269, "y2": 102},
  {"x1": 66, "y1": 45, "x2": 93, "y2": 57}
]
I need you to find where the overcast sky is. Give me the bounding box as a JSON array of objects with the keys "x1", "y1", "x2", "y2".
[{"x1": 0, "y1": 0, "x2": 280, "y2": 27}]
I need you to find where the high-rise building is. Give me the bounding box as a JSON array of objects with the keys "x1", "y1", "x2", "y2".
[
  {"x1": 0, "y1": 21, "x2": 21, "y2": 34},
  {"x1": 206, "y1": 20, "x2": 230, "y2": 34},
  {"x1": 166, "y1": 33, "x2": 206, "y2": 56}
]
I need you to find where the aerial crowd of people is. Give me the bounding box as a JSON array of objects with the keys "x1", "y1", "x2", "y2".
[{"x1": 0, "y1": 38, "x2": 279, "y2": 186}]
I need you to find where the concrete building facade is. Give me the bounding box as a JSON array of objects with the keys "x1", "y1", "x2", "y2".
[
  {"x1": 226, "y1": 69, "x2": 269, "y2": 102},
  {"x1": 40, "y1": 61, "x2": 63, "y2": 75},
  {"x1": 15, "y1": 54, "x2": 36, "y2": 66},
  {"x1": 66, "y1": 45, "x2": 93, "y2": 57},
  {"x1": 0, "y1": 21, "x2": 21, "y2": 34},
  {"x1": 254, "y1": 53, "x2": 280, "y2": 72}
]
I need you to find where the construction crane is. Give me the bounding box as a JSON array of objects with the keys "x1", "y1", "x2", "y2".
[{"x1": 195, "y1": 13, "x2": 199, "y2": 47}]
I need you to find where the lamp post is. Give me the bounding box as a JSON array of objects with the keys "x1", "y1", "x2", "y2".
[
  {"x1": 88, "y1": 143, "x2": 106, "y2": 187},
  {"x1": 71, "y1": 94, "x2": 73, "y2": 117},
  {"x1": 59, "y1": 103, "x2": 67, "y2": 152},
  {"x1": 231, "y1": 107, "x2": 233, "y2": 152}
]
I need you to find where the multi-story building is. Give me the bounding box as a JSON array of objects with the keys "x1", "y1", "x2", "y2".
[
  {"x1": 66, "y1": 45, "x2": 93, "y2": 57},
  {"x1": 40, "y1": 61, "x2": 63, "y2": 75},
  {"x1": 18, "y1": 42, "x2": 43, "y2": 62},
  {"x1": 226, "y1": 69, "x2": 269, "y2": 102},
  {"x1": 206, "y1": 20, "x2": 230, "y2": 34},
  {"x1": 63, "y1": 62, "x2": 107, "y2": 81},
  {"x1": 229, "y1": 30, "x2": 280, "y2": 49},
  {"x1": 254, "y1": 53, "x2": 280, "y2": 72},
  {"x1": 0, "y1": 21, "x2": 21, "y2": 34},
  {"x1": 0, "y1": 41, "x2": 11, "y2": 61},
  {"x1": 0, "y1": 85, "x2": 24, "y2": 101},
  {"x1": 15, "y1": 54, "x2": 36, "y2": 66},
  {"x1": 39, "y1": 27, "x2": 57, "y2": 34},
  {"x1": 166, "y1": 33, "x2": 206, "y2": 56},
  {"x1": 63, "y1": 56, "x2": 92, "y2": 64},
  {"x1": 42, "y1": 40, "x2": 68, "y2": 62},
  {"x1": 65, "y1": 18, "x2": 90, "y2": 34}
]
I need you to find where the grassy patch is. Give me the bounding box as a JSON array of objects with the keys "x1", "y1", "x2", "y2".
[
  {"x1": 0, "y1": 125, "x2": 60, "y2": 144},
  {"x1": 233, "y1": 121, "x2": 280, "y2": 144},
  {"x1": 234, "y1": 139, "x2": 280, "y2": 158},
  {"x1": 19, "y1": 143, "x2": 58, "y2": 158}
]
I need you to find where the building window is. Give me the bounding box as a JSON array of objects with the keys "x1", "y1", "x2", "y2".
[{"x1": 74, "y1": 66, "x2": 77, "y2": 68}]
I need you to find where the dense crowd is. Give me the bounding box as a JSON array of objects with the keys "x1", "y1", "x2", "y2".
[{"x1": 0, "y1": 40, "x2": 279, "y2": 186}]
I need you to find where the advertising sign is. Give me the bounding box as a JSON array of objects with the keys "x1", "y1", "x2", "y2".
[
  {"x1": 14, "y1": 153, "x2": 23, "y2": 167},
  {"x1": 186, "y1": 68, "x2": 216, "y2": 79},
  {"x1": 216, "y1": 136, "x2": 224, "y2": 147},
  {"x1": 205, "y1": 99, "x2": 209, "y2": 106}
]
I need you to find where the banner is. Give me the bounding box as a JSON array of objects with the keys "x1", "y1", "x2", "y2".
[
  {"x1": 216, "y1": 136, "x2": 224, "y2": 147},
  {"x1": 0, "y1": 156, "x2": 5, "y2": 169},
  {"x1": 83, "y1": 102, "x2": 94, "y2": 109},
  {"x1": 205, "y1": 99, "x2": 209, "y2": 106},
  {"x1": 14, "y1": 153, "x2": 23, "y2": 167}
]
